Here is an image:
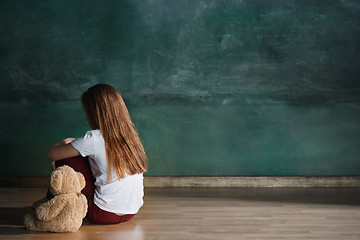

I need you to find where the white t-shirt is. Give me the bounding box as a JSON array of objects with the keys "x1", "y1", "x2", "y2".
[{"x1": 71, "y1": 130, "x2": 144, "y2": 214}]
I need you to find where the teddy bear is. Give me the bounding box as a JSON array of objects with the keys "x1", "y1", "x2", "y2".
[{"x1": 24, "y1": 165, "x2": 88, "y2": 233}]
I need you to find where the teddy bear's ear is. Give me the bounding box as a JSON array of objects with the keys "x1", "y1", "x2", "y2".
[
  {"x1": 77, "y1": 172, "x2": 86, "y2": 190},
  {"x1": 50, "y1": 169, "x2": 63, "y2": 194}
]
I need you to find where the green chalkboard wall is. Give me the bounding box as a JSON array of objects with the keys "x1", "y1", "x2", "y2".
[{"x1": 1, "y1": 0, "x2": 360, "y2": 176}]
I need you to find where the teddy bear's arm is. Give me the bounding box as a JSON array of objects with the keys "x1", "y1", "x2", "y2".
[
  {"x1": 35, "y1": 195, "x2": 67, "y2": 221},
  {"x1": 81, "y1": 194, "x2": 88, "y2": 218}
]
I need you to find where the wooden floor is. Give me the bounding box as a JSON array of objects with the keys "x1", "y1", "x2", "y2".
[{"x1": 0, "y1": 187, "x2": 360, "y2": 240}]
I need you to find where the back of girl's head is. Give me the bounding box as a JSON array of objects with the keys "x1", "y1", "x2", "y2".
[
  {"x1": 81, "y1": 84, "x2": 148, "y2": 179},
  {"x1": 81, "y1": 84, "x2": 122, "y2": 128}
]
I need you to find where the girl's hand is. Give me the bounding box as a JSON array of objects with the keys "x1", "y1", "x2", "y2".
[{"x1": 63, "y1": 138, "x2": 76, "y2": 144}]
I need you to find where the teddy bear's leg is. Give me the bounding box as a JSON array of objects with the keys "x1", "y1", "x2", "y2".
[
  {"x1": 24, "y1": 213, "x2": 57, "y2": 232},
  {"x1": 24, "y1": 213, "x2": 38, "y2": 231},
  {"x1": 35, "y1": 220, "x2": 57, "y2": 232},
  {"x1": 24, "y1": 213, "x2": 53, "y2": 232},
  {"x1": 37, "y1": 219, "x2": 78, "y2": 233}
]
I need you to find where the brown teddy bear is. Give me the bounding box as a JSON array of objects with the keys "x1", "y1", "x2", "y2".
[{"x1": 24, "y1": 165, "x2": 88, "y2": 233}]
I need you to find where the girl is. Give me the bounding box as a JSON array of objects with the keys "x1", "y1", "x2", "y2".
[{"x1": 47, "y1": 84, "x2": 148, "y2": 224}]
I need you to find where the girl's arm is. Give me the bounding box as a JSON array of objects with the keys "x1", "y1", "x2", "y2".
[{"x1": 47, "y1": 138, "x2": 80, "y2": 161}]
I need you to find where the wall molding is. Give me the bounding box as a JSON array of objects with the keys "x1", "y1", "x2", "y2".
[
  {"x1": 144, "y1": 176, "x2": 360, "y2": 187},
  {"x1": 1, "y1": 176, "x2": 360, "y2": 188}
]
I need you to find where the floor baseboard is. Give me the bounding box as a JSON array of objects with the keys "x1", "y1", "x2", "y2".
[
  {"x1": 144, "y1": 176, "x2": 360, "y2": 187},
  {"x1": 1, "y1": 176, "x2": 360, "y2": 187}
]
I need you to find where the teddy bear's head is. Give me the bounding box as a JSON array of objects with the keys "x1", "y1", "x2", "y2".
[{"x1": 49, "y1": 165, "x2": 86, "y2": 195}]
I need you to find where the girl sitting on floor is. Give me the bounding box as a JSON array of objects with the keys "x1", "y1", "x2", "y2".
[{"x1": 47, "y1": 83, "x2": 148, "y2": 224}]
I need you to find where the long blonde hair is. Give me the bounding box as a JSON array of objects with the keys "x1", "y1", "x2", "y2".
[{"x1": 81, "y1": 84, "x2": 147, "y2": 180}]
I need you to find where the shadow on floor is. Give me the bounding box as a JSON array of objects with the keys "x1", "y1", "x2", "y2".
[
  {"x1": 0, "y1": 207, "x2": 31, "y2": 235},
  {"x1": 0, "y1": 207, "x2": 31, "y2": 225}
]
